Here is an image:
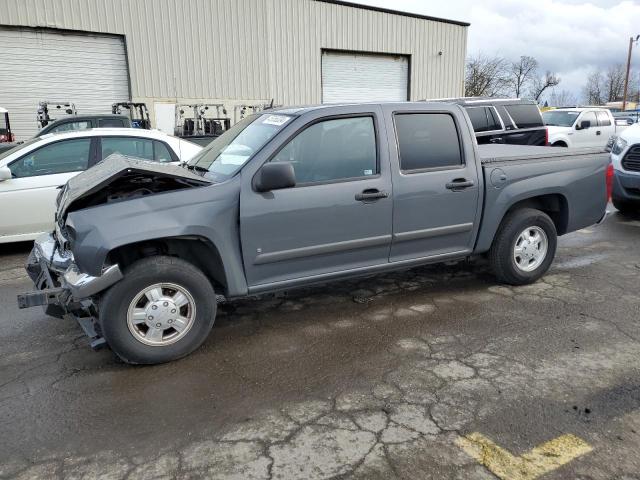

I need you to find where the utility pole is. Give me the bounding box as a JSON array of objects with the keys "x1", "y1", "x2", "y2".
[{"x1": 622, "y1": 35, "x2": 640, "y2": 111}]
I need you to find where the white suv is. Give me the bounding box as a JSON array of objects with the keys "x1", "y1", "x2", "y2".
[
  {"x1": 609, "y1": 123, "x2": 640, "y2": 214},
  {"x1": 0, "y1": 128, "x2": 201, "y2": 243}
]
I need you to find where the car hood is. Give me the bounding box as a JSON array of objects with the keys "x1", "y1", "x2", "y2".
[
  {"x1": 56, "y1": 154, "x2": 211, "y2": 219},
  {"x1": 619, "y1": 122, "x2": 640, "y2": 143}
]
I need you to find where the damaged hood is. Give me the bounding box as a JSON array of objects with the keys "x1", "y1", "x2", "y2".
[{"x1": 56, "y1": 154, "x2": 211, "y2": 218}]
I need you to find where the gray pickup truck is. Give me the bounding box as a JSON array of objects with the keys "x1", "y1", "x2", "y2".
[{"x1": 18, "y1": 102, "x2": 609, "y2": 364}]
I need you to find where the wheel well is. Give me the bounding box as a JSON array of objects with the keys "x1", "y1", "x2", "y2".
[
  {"x1": 552, "y1": 141, "x2": 568, "y2": 147},
  {"x1": 504, "y1": 194, "x2": 569, "y2": 235},
  {"x1": 106, "y1": 237, "x2": 228, "y2": 294}
]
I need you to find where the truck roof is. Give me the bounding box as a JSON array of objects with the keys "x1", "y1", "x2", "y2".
[{"x1": 270, "y1": 101, "x2": 462, "y2": 115}]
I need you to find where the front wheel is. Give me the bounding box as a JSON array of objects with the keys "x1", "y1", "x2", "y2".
[
  {"x1": 99, "y1": 256, "x2": 216, "y2": 364},
  {"x1": 489, "y1": 208, "x2": 558, "y2": 285}
]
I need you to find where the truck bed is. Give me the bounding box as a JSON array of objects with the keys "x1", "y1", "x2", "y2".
[{"x1": 478, "y1": 144, "x2": 607, "y2": 165}]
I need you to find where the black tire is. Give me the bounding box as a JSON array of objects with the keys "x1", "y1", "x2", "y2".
[
  {"x1": 99, "y1": 256, "x2": 216, "y2": 364},
  {"x1": 552, "y1": 142, "x2": 568, "y2": 148},
  {"x1": 612, "y1": 198, "x2": 637, "y2": 216},
  {"x1": 489, "y1": 208, "x2": 558, "y2": 285}
]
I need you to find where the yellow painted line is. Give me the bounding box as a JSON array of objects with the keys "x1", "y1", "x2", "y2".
[{"x1": 456, "y1": 432, "x2": 592, "y2": 480}]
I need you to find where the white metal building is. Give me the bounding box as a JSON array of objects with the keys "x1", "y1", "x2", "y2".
[{"x1": 0, "y1": 0, "x2": 469, "y2": 140}]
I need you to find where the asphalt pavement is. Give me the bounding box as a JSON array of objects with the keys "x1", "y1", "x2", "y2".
[{"x1": 1, "y1": 210, "x2": 639, "y2": 479}]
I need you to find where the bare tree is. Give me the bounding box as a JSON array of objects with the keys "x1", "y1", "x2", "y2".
[
  {"x1": 531, "y1": 71, "x2": 561, "y2": 101},
  {"x1": 583, "y1": 70, "x2": 605, "y2": 105},
  {"x1": 548, "y1": 90, "x2": 577, "y2": 107},
  {"x1": 604, "y1": 64, "x2": 626, "y2": 102},
  {"x1": 507, "y1": 56, "x2": 539, "y2": 97},
  {"x1": 464, "y1": 54, "x2": 509, "y2": 97}
]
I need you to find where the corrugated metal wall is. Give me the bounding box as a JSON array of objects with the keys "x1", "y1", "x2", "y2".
[{"x1": 0, "y1": 0, "x2": 467, "y2": 104}]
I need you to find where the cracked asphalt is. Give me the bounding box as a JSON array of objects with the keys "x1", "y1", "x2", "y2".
[{"x1": 1, "y1": 209, "x2": 639, "y2": 479}]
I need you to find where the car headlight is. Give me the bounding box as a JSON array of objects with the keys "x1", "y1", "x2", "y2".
[{"x1": 612, "y1": 136, "x2": 628, "y2": 155}]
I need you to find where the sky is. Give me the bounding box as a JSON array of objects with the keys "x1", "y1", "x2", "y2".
[{"x1": 352, "y1": 0, "x2": 640, "y2": 101}]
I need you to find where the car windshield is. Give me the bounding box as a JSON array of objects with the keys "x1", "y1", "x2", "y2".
[
  {"x1": 542, "y1": 111, "x2": 580, "y2": 127},
  {"x1": 0, "y1": 137, "x2": 40, "y2": 162},
  {"x1": 187, "y1": 113, "x2": 292, "y2": 182}
]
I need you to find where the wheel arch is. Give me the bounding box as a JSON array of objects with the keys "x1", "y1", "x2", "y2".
[
  {"x1": 106, "y1": 236, "x2": 230, "y2": 296},
  {"x1": 476, "y1": 192, "x2": 569, "y2": 252}
]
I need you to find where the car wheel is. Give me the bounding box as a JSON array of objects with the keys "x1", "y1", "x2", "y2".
[
  {"x1": 552, "y1": 142, "x2": 568, "y2": 148},
  {"x1": 489, "y1": 208, "x2": 558, "y2": 285},
  {"x1": 612, "y1": 198, "x2": 637, "y2": 216},
  {"x1": 99, "y1": 256, "x2": 216, "y2": 364}
]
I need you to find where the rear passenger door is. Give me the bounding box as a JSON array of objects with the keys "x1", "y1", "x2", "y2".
[{"x1": 384, "y1": 106, "x2": 481, "y2": 262}]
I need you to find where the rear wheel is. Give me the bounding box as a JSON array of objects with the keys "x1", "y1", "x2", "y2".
[
  {"x1": 99, "y1": 256, "x2": 216, "y2": 364},
  {"x1": 489, "y1": 208, "x2": 557, "y2": 285}
]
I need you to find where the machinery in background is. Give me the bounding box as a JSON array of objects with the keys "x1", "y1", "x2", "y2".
[
  {"x1": 174, "y1": 104, "x2": 231, "y2": 146},
  {"x1": 36, "y1": 101, "x2": 77, "y2": 129},
  {"x1": 112, "y1": 102, "x2": 152, "y2": 129},
  {"x1": 0, "y1": 107, "x2": 14, "y2": 143}
]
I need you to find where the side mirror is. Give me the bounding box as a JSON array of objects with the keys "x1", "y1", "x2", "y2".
[
  {"x1": 577, "y1": 120, "x2": 591, "y2": 130},
  {"x1": 0, "y1": 166, "x2": 12, "y2": 181},
  {"x1": 255, "y1": 162, "x2": 296, "y2": 192}
]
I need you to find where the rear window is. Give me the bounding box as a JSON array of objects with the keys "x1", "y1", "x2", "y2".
[
  {"x1": 464, "y1": 107, "x2": 501, "y2": 133},
  {"x1": 596, "y1": 111, "x2": 611, "y2": 127},
  {"x1": 395, "y1": 113, "x2": 462, "y2": 171},
  {"x1": 98, "y1": 118, "x2": 127, "y2": 128},
  {"x1": 504, "y1": 104, "x2": 543, "y2": 129}
]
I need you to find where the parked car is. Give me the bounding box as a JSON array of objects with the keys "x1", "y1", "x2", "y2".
[
  {"x1": 0, "y1": 128, "x2": 201, "y2": 243},
  {"x1": 543, "y1": 107, "x2": 621, "y2": 148},
  {"x1": 18, "y1": 102, "x2": 609, "y2": 364},
  {"x1": 430, "y1": 97, "x2": 547, "y2": 146},
  {"x1": 609, "y1": 123, "x2": 640, "y2": 214},
  {"x1": 37, "y1": 114, "x2": 132, "y2": 136},
  {"x1": 0, "y1": 114, "x2": 135, "y2": 154}
]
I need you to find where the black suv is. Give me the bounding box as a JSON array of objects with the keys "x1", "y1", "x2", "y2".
[{"x1": 430, "y1": 98, "x2": 548, "y2": 146}]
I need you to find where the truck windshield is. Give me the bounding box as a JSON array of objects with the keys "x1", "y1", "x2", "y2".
[
  {"x1": 0, "y1": 114, "x2": 8, "y2": 134},
  {"x1": 542, "y1": 111, "x2": 580, "y2": 127},
  {"x1": 187, "y1": 113, "x2": 292, "y2": 182}
]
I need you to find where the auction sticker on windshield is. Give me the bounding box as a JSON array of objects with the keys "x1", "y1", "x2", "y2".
[{"x1": 262, "y1": 115, "x2": 290, "y2": 126}]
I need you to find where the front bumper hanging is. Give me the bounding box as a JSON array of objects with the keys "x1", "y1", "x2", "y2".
[{"x1": 17, "y1": 233, "x2": 124, "y2": 349}]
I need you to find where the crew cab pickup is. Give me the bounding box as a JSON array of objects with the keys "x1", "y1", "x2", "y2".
[{"x1": 18, "y1": 102, "x2": 610, "y2": 364}]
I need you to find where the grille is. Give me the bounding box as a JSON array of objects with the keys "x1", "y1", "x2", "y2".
[{"x1": 622, "y1": 145, "x2": 640, "y2": 172}]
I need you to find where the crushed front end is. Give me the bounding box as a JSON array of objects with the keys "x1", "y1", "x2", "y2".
[{"x1": 18, "y1": 232, "x2": 123, "y2": 349}]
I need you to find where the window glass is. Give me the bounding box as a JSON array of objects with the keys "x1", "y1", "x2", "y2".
[
  {"x1": 49, "y1": 121, "x2": 91, "y2": 134},
  {"x1": 504, "y1": 104, "x2": 543, "y2": 128},
  {"x1": 154, "y1": 141, "x2": 174, "y2": 162},
  {"x1": 101, "y1": 137, "x2": 154, "y2": 160},
  {"x1": 542, "y1": 110, "x2": 580, "y2": 127},
  {"x1": 98, "y1": 118, "x2": 126, "y2": 128},
  {"x1": 0, "y1": 114, "x2": 8, "y2": 134},
  {"x1": 495, "y1": 105, "x2": 514, "y2": 129},
  {"x1": 188, "y1": 114, "x2": 291, "y2": 182},
  {"x1": 395, "y1": 113, "x2": 462, "y2": 171},
  {"x1": 580, "y1": 111, "x2": 597, "y2": 128},
  {"x1": 271, "y1": 116, "x2": 377, "y2": 184},
  {"x1": 9, "y1": 138, "x2": 91, "y2": 178},
  {"x1": 596, "y1": 111, "x2": 611, "y2": 127},
  {"x1": 465, "y1": 107, "x2": 489, "y2": 132},
  {"x1": 487, "y1": 107, "x2": 502, "y2": 131}
]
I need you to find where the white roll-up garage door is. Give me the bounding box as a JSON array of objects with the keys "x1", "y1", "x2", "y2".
[
  {"x1": 322, "y1": 51, "x2": 409, "y2": 104},
  {"x1": 0, "y1": 27, "x2": 130, "y2": 141}
]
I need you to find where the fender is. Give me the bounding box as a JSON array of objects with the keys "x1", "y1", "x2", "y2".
[{"x1": 66, "y1": 176, "x2": 249, "y2": 297}]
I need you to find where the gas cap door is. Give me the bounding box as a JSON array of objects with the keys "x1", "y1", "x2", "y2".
[{"x1": 490, "y1": 168, "x2": 507, "y2": 189}]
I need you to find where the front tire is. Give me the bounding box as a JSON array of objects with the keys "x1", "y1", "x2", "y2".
[
  {"x1": 489, "y1": 208, "x2": 558, "y2": 285},
  {"x1": 99, "y1": 256, "x2": 216, "y2": 364},
  {"x1": 612, "y1": 198, "x2": 637, "y2": 216}
]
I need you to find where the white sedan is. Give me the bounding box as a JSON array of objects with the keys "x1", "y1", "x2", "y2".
[{"x1": 0, "y1": 128, "x2": 202, "y2": 243}]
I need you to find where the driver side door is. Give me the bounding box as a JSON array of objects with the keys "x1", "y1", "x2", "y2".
[{"x1": 0, "y1": 137, "x2": 96, "y2": 239}]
